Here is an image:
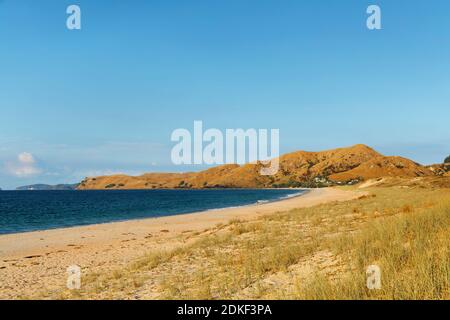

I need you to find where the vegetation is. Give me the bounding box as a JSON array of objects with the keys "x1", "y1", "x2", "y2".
[
  {"x1": 445, "y1": 155, "x2": 450, "y2": 163},
  {"x1": 50, "y1": 186, "x2": 448, "y2": 300},
  {"x1": 272, "y1": 177, "x2": 334, "y2": 188}
]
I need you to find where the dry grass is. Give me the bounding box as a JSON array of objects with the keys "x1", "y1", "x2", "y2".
[
  {"x1": 293, "y1": 193, "x2": 449, "y2": 299},
  {"x1": 53, "y1": 186, "x2": 449, "y2": 300}
]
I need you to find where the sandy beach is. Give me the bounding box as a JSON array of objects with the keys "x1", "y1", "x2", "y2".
[{"x1": 0, "y1": 187, "x2": 363, "y2": 299}]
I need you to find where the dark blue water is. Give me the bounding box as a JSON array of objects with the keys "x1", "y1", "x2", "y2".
[{"x1": 0, "y1": 189, "x2": 306, "y2": 235}]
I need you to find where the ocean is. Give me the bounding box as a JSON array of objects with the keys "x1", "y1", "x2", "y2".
[{"x1": 0, "y1": 189, "x2": 306, "y2": 235}]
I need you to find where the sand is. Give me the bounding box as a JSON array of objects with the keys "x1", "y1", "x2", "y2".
[{"x1": 0, "y1": 187, "x2": 363, "y2": 299}]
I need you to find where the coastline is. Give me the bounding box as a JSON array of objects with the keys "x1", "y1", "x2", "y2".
[
  {"x1": 0, "y1": 187, "x2": 364, "y2": 299},
  {"x1": 0, "y1": 188, "x2": 313, "y2": 255},
  {"x1": 0, "y1": 188, "x2": 308, "y2": 236}
]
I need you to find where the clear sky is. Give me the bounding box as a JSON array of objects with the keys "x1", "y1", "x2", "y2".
[{"x1": 1, "y1": 0, "x2": 450, "y2": 189}]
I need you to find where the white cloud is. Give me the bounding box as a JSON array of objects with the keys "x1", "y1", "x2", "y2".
[
  {"x1": 5, "y1": 152, "x2": 42, "y2": 177},
  {"x1": 18, "y1": 152, "x2": 35, "y2": 164}
]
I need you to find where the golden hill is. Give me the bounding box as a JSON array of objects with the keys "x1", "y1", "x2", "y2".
[
  {"x1": 329, "y1": 156, "x2": 433, "y2": 181},
  {"x1": 77, "y1": 144, "x2": 440, "y2": 190}
]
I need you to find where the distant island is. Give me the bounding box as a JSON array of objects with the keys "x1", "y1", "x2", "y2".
[{"x1": 16, "y1": 183, "x2": 79, "y2": 191}]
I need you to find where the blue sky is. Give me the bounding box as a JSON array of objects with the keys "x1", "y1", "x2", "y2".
[{"x1": 1, "y1": 0, "x2": 450, "y2": 189}]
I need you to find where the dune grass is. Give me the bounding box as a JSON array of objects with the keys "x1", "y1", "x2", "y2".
[
  {"x1": 56, "y1": 186, "x2": 449, "y2": 300},
  {"x1": 292, "y1": 193, "x2": 449, "y2": 299}
]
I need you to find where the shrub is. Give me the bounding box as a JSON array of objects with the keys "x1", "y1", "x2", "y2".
[{"x1": 445, "y1": 155, "x2": 450, "y2": 163}]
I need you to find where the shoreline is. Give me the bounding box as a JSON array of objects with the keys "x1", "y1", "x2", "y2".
[
  {"x1": 202, "y1": 188, "x2": 309, "y2": 212},
  {"x1": 0, "y1": 188, "x2": 358, "y2": 257},
  {"x1": 0, "y1": 187, "x2": 365, "y2": 299},
  {"x1": 0, "y1": 188, "x2": 309, "y2": 237}
]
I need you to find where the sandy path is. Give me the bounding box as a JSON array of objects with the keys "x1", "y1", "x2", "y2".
[{"x1": 0, "y1": 187, "x2": 363, "y2": 299}]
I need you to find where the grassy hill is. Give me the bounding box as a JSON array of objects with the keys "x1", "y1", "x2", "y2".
[{"x1": 78, "y1": 144, "x2": 441, "y2": 190}]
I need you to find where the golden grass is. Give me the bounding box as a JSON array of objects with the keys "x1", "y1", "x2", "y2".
[
  {"x1": 53, "y1": 186, "x2": 449, "y2": 300},
  {"x1": 293, "y1": 194, "x2": 449, "y2": 299}
]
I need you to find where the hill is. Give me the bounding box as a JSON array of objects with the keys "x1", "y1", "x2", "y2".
[
  {"x1": 329, "y1": 156, "x2": 433, "y2": 181},
  {"x1": 77, "y1": 144, "x2": 442, "y2": 190}
]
